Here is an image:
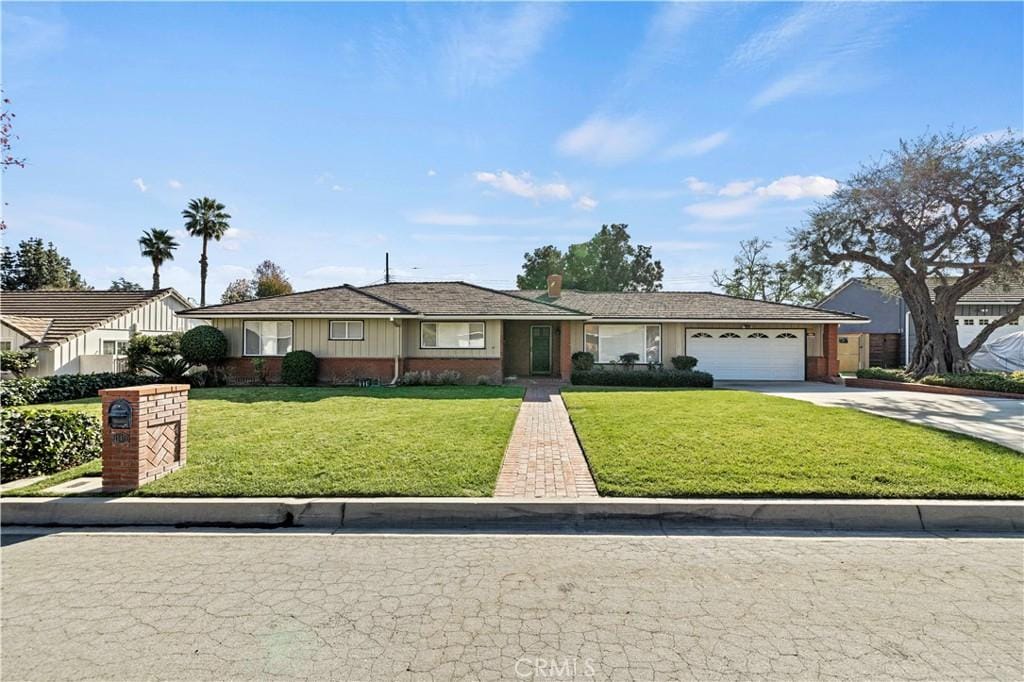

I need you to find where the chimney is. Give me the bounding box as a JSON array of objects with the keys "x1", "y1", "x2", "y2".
[{"x1": 546, "y1": 274, "x2": 563, "y2": 299}]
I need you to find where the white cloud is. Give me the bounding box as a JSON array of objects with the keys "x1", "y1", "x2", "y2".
[
  {"x1": 755, "y1": 175, "x2": 838, "y2": 200},
  {"x1": 557, "y1": 115, "x2": 659, "y2": 165},
  {"x1": 750, "y1": 64, "x2": 831, "y2": 109},
  {"x1": 619, "y1": 3, "x2": 704, "y2": 89},
  {"x1": 684, "y1": 177, "x2": 715, "y2": 195},
  {"x1": 730, "y1": 3, "x2": 834, "y2": 69},
  {"x1": 665, "y1": 130, "x2": 731, "y2": 158},
  {"x1": 685, "y1": 174, "x2": 839, "y2": 220},
  {"x1": 219, "y1": 227, "x2": 247, "y2": 251},
  {"x1": 331, "y1": 184, "x2": 347, "y2": 192},
  {"x1": 132, "y1": 178, "x2": 148, "y2": 193},
  {"x1": 406, "y1": 210, "x2": 550, "y2": 227},
  {"x1": 167, "y1": 179, "x2": 183, "y2": 189},
  {"x1": 3, "y1": 8, "x2": 68, "y2": 61},
  {"x1": 412, "y1": 233, "x2": 512, "y2": 244},
  {"x1": 647, "y1": 240, "x2": 716, "y2": 252},
  {"x1": 473, "y1": 170, "x2": 572, "y2": 201},
  {"x1": 967, "y1": 128, "x2": 1020, "y2": 148},
  {"x1": 427, "y1": 169, "x2": 437, "y2": 177},
  {"x1": 718, "y1": 180, "x2": 758, "y2": 197},
  {"x1": 442, "y1": 3, "x2": 564, "y2": 92},
  {"x1": 573, "y1": 195, "x2": 598, "y2": 212}
]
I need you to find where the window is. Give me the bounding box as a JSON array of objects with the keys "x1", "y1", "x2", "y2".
[
  {"x1": 776, "y1": 332, "x2": 798, "y2": 339},
  {"x1": 583, "y1": 324, "x2": 661, "y2": 364},
  {"x1": 420, "y1": 322, "x2": 485, "y2": 349},
  {"x1": 329, "y1": 320, "x2": 364, "y2": 341},
  {"x1": 719, "y1": 332, "x2": 740, "y2": 339},
  {"x1": 690, "y1": 332, "x2": 712, "y2": 338},
  {"x1": 963, "y1": 319, "x2": 975, "y2": 326},
  {"x1": 979, "y1": 319, "x2": 989, "y2": 326},
  {"x1": 748, "y1": 332, "x2": 769, "y2": 339},
  {"x1": 838, "y1": 337, "x2": 850, "y2": 344},
  {"x1": 244, "y1": 321, "x2": 293, "y2": 356},
  {"x1": 101, "y1": 340, "x2": 129, "y2": 355},
  {"x1": 0, "y1": 341, "x2": 11, "y2": 351}
]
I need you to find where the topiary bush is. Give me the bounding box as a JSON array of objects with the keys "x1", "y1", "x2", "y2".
[
  {"x1": 0, "y1": 408, "x2": 102, "y2": 482},
  {"x1": 281, "y1": 350, "x2": 318, "y2": 386},
  {"x1": 855, "y1": 367, "x2": 909, "y2": 382},
  {"x1": 670, "y1": 355, "x2": 698, "y2": 371},
  {"x1": 570, "y1": 368, "x2": 713, "y2": 388},
  {"x1": 619, "y1": 352, "x2": 640, "y2": 369},
  {"x1": 571, "y1": 351, "x2": 595, "y2": 371},
  {"x1": 180, "y1": 325, "x2": 229, "y2": 366}
]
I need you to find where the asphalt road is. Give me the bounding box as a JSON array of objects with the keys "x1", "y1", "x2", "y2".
[{"x1": 2, "y1": 529, "x2": 1021, "y2": 681}]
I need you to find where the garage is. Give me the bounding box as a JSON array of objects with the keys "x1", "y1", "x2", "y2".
[{"x1": 687, "y1": 328, "x2": 806, "y2": 380}]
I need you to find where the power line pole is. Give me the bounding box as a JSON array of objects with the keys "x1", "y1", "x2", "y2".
[{"x1": 385, "y1": 252, "x2": 390, "y2": 283}]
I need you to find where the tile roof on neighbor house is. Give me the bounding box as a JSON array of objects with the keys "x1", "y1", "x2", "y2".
[
  {"x1": 0, "y1": 289, "x2": 190, "y2": 347},
  {"x1": 179, "y1": 284, "x2": 414, "y2": 317},
  {"x1": 823, "y1": 276, "x2": 1024, "y2": 306},
  {"x1": 510, "y1": 289, "x2": 867, "y2": 322}
]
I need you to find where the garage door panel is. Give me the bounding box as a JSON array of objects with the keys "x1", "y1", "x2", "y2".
[{"x1": 688, "y1": 329, "x2": 805, "y2": 381}]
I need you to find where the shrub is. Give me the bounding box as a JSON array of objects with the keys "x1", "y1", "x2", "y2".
[
  {"x1": 476, "y1": 375, "x2": 493, "y2": 386},
  {"x1": 921, "y1": 372, "x2": 1024, "y2": 395},
  {"x1": 188, "y1": 368, "x2": 228, "y2": 388},
  {"x1": 855, "y1": 367, "x2": 909, "y2": 382},
  {"x1": 670, "y1": 355, "x2": 698, "y2": 371},
  {"x1": 125, "y1": 332, "x2": 181, "y2": 373},
  {"x1": 281, "y1": 350, "x2": 318, "y2": 386},
  {"x1": 399, "y1": 371, "x2": 422, "y2": 386},
  {"x1": 1, "y1": 372, "x2": 165, "y2": 406},
  {"x1": 138, "y1": 356, "x2": 194, "y2": 381},
  {"x1": 180, "y1": 325, "x2": 229, "y2": 366},
  {"x1": 435, "y1": 369, "x2": 462, "y2": 385},
  {"x1": 0, "y1": 376, "x2": 45, "y2": 406},
  {"x1": 250, "y1": 357, "x2": 269, "y2": 385},
  {"x1": 571, "y1": 351, "x2": 595, "y2": 371},
  {"x1": 619, "y1": 352, "x2": 640, "y2": 369},
  {"x1": 1, "y1": 350, "x2": 37, "y2": 377},
  {"x1": 0, "y1": 408, "x2": 102, "y2": 482},
  {"x1": 571, "y1": 368, "x2": 713, "y2": 388}
]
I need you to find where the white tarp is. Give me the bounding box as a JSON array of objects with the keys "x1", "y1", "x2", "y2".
[{"x1": 970, "y1": 330, "x2": 1024, "y2": 372}]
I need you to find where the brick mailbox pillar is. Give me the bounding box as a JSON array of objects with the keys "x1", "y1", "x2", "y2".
[{"x1": 99, "y1": 384, "x2": 189, "y2": 491}]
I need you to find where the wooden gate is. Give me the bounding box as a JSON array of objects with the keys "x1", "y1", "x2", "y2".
[{"x1": 837, "y1": 333, "x2": 869, "y2": 372}]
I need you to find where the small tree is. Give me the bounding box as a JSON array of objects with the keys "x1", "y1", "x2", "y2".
[
  {"x1": 252, "y1": 260, "x2": 293, "y2": 298},
  {"x1": 180, "y1": 326, "x2": 228, "y2": 367},
  {"x1": 1, "y1": 238, "x2": 89, "y2": 290},
  {"x1": 138, "y1": 228, "x2": 179, "y2": 290},
  {"x1": 221, "y1": 278, "x2": 255, "y2": 303},
  {"x1": 109, "y1": 277, "x2": 143, "y2": 291},
  {"x1": 791, "y1": 130, "x2": 1023, "y2": 377},
  {"x1": 713, "y1": 237, "x2": 833, "y2": 306}
]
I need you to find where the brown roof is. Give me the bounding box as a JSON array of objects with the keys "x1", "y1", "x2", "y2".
[
  {"x1": 179, "y1": 285, "x2": 413, "y2": 316},
  {"x1": 361, "y1": 282, "x2": 585, "y2": 317},
  {"x1": 0, "y1": 289, "x2": 188, "y2": 346},
  {"x1": 510, "y1": 289, "x2": 867, "y2": 322},
  {"x1": 851, "y1": 276, "x2": 1024, "y2": 304},
  {"x1": 2, "y1": 315, "x2": 53, "y2": 343}
]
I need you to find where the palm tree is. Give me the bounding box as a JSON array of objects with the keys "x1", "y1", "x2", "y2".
[
  {"x1": 182, "y1": 197, "x2": 231, "y2": 306},
  {"x1": 138, "y1": 228, "x2": 179, "y2": 290}
]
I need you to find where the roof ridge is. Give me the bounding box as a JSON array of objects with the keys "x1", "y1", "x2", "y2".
[
  {"x1": 345, "y1": 283, "x2": 418, "y2": 314},
  {"x1": 451, "y1": 280, "x2": 588, "y2": 314},
  {"x1": 184, "y1": 283, "x2": 356, "y2": 313}
]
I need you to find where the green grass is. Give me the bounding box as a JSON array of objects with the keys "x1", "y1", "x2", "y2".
[
  {"x1": 562, "y1": 388, "x2": 1024, "y2": 499},
  {"x1": 7, "y1": 386, "x2": 523, "y2": 497}
]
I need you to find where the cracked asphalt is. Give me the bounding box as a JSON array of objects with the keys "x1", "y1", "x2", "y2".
[{"x1": 2, "y1": 530, "x2": 1021, "y2": 681}]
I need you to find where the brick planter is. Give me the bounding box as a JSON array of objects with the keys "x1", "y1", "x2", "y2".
[{"x1": 844, "y1": 377, "x2": 1023, "y2": 400}]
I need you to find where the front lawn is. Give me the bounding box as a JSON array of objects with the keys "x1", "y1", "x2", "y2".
[
  {"x1": 562, "y1": 388, "x2": 1024, "y2": 498},
  {"x1": 8, "y1": 386, "x2": 523, "y2": 497}
]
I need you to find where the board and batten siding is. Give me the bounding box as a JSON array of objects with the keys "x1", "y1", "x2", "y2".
[
  {"x1": 403, "y1": 319, "x2": 502, "y2": 358},
  {"x1": 213, "y1": 318, "x2": 400, "y2": 358},
  {"x1": 49, "y1": 295, "x2": 200, "y2": 375}
]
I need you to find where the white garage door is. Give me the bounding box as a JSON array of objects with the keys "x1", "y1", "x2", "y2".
[{"x1": 687, "y1": 328, "x2": 806, "y2": 380}]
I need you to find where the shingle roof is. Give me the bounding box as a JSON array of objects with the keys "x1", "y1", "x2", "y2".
[
  {"x1": 510, "y1": 289, "x2": 867, "y2": 322},
  {"x1": 850, "y1": 276, "x2": 1024, "y2": 304},
  {"x1": 2, "y1": 315, "x2": 54, "y2": 343},
  {"x1": 361, "y1": 282, "x2": 585, "y2": 317},
  {"x1": 0, "y1": 289, "x2": 187, "y2": 346},
  {"x1": 179, "y1": 285, "x2": 413, "y2": 316}
]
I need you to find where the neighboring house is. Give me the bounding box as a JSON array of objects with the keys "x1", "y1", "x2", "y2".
[
  {"x1": 818, "y1": 277, "x2": 1024, "y2": 368},
  {"x1": 1, "y1": 289, "x2": 199, "y2": 376},
  {"x1": 179, "y1": 277, "x2": 866, "y2": 384}
]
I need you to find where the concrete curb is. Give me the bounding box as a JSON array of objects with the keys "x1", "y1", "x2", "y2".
[{"x1": 2, "y1": 497, "x2": 1021, "y2": 533}]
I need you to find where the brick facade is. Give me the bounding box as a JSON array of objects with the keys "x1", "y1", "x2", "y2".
[
  {"x1": 99, "y1": 384, "x2": 189, "y2": 491},
  {"x1": 225, "y1": 356, "x2": 500, "y2": 385},
  {"x1": 403, "y1": 357, "x2": 503, "y2": 384},
  {"x1": 806, "y1": 323, "x2": 840, "y2": 382}
]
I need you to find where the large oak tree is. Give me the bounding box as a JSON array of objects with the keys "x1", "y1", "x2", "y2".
[{"x1": 791, "y1": 130, "x2": 1023, "y2": 377}]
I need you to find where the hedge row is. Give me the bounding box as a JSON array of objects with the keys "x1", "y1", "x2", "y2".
[
  {"x1": 570, "y1": 368, "x2": 714, "y2": 388},
  {"x1": 855, "y1": 367, "x2": 1024, "y2": 395},
  {"x1": 0, "y1": 408, "x2": 102, "y2": 482},
  {"x1": 855, "y1": 367, "x2": 909, "y2": 382},
  {"x1": 0, "y1": 372, "x2": 166, "y2": 407}
]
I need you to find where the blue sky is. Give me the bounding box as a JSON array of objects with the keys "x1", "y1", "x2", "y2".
[{"x1": 3, "y1": 1, "x2": 1021, "y2": 301}]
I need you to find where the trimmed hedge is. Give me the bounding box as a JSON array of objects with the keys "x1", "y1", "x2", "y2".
[
  {"x1": 855, "y1": 367, "x2": 909, "y2": 382},
  {"x1": 0, "y1": 408, "x2": 102, "y2": 482},
  {"x1": 180, "y1": 325, "x2": 229, "y2": 366},
  {"x1": 670, "y1": 355, "x2": 698, "y2": 371},
  {"x1": 0, "y1": 372, "x2": 164, "y2": 407},
  {"x1": 1, "y1": 350, "x2": 38, "y2": 377},
  {"x1": 571, "y1": 368, "x2": 714, "y2": 388},
  {"x1": 921, "y1": 372, "x2": 1024, "y2": 395},
  {"x1": 571, "y1": 351, "x2": 595, "y2": 371},
  {"x1": 281, "y1": 350, "x2": 318, "y2": 386}
]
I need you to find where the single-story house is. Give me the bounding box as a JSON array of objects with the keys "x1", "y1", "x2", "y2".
[
  {"x1": 179, "y1": 276, "x2": 867, "y2": 383},
  {"x1": 1, "y1": 289, "x2": 200, "y2": 376},
  {"x1": 817, "y1": 277, "x2": 1024, "y2": 369}
]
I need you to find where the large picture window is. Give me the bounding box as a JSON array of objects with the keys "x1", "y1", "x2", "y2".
[
  {"x1": 244, "y1": 321, "x2": 293, "y2": 356},
  {"x1": 583, "y1": 324, "x2": 661, "y2": 364},
  {"x1": 420, "y1": 322, "x2": 485, "y2": 349},
  {"x1": 329, "y1": 320, "x2": 364, "y2": 341}
]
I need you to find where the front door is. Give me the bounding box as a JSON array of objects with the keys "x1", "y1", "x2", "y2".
[{"x1": 530, "y1": 325, "x2": 552, "y2": 375}]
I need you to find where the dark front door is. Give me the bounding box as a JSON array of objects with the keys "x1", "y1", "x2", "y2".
[{"x1": 530, "y1": 325, "x2": 552, "y2": 375}]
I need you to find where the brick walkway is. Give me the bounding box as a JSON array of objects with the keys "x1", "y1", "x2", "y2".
[{"x1": 495, "y1": 383, "x2": 599, "y2": 498}]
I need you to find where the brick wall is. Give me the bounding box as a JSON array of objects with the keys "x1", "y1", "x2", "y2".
[
  {"x1": 404, "y1": 357, "x2": 503, "y2": 384},
  {"x1": 806, "y1": 324, "x2": 840, "y2": 382},
  {"x1": 99, "y1": 384, "x2": 189, "y2": 491},
  {"x1": 224, "y1": 357, "x2": 396, "y2": 385}
]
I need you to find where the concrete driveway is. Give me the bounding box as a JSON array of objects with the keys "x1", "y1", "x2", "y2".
[{"x1": 720, "y1": 381, "x2": 1024, "y2": 452}]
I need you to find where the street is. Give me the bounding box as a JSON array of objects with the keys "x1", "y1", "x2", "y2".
[{"x1": 2, "y1": 529, "x2": 1021, "y2": 680}]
